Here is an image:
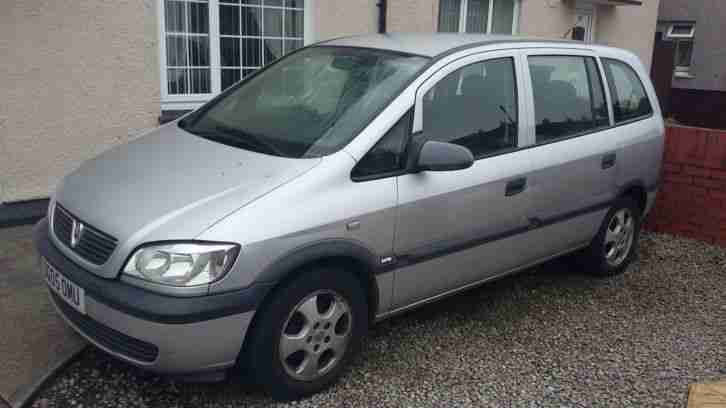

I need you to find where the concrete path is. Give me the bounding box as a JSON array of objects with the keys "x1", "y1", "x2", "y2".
[{"x1": 0, "y1": 225, "x2": 86, "y2": 407}]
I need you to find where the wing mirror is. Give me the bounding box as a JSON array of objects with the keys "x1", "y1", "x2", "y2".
[{"x1": 415, "y1": 141, "x2": 474, "y2": 172}]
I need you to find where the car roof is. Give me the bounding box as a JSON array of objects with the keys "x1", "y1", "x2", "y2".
[{"x1": 319, "y1": 33, "x2": 618, "y2": 59}]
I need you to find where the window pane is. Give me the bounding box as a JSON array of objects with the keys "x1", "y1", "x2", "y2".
[
  {"x1": 285, "y1": 0, "x2": 302, "y2": 7},
  {"x1": 264, "y1": 0, "x2": 283, "y2": 6},
  {"x1": 438, "y1": 0, "x2": 461, "y2": 32},
  {"x1": 264, "y1": 8, "x2": 283, "y2": 36},
  {"x1": 188, "y1": 36, "x2": 210, "y2": 66},
  {"x1": 222, "y1": 68, "x2": 241, "y2": 90},
  {"x1": 221, "y1": 37, "x2": 241, "y2": 66},
  {"x1": 585, "y1": 58, "x2": 609, "y2": 128},
  {"x1": 187, "y1": 2, "x2": 209, "y2": 33},
  {"x1": 352, "y1": 110, "x2": 412, "y2": 179},
  {"x1": 241, "y1": 0, "x2": 260, "y2": 4},
  {"x1": 529, "y1": 56, "x2": 599, "y2": 143},
  {"x1": 676, "y1": 40, "x2": 693, "y2": 67},
  {"x1": 241, "y1": 6, "x2": 262, "y2": 36},
  {"x1": 466, "y1": 0, "x2": 489, "y2": 33},
  {"x1": 242, "y1": 68, "x2": 258, "y2": 78},
  {"x1": 220, "y1": 5, "x2": 240, "y2": 35},
  {"x1": 165, "y1": 0, "x2": 186, "y2": 32},
  {"x1": 164, "y1": 0, "x2": 211, "y2": 95},
  {"x1": 190, "y1": 68, "x2": 211, "y2": 93},
  {"x1": 422, "y1": 58, "x2": 518, "y2": 157},
  {"x1": 671, "y1": 24, "x2": 694, "y2": 36},
  {"x1": 166, "y1": 35, "x2": 188, "y2": 66},
  {"x1": 285, "y1": 9, "x2": 303, "y2": 37},
  {"x1": 264, "y1": 39, "x2": 283, "y2": 63},
  {"x1": 491, "y1": 0, "x2": 515, "y2": 34},
  {"x1": 167, "y1": 68, "x2": 188, "y2": 94},
  {"x1": 242, "y1": 38, "x2": 262, "y2": 66},
  {"x1": 285, "y1": 39, "x2": 303, "y2": 53},
  {"x1": 603, "y1": 59, "x2": 653, "y2": 123}
]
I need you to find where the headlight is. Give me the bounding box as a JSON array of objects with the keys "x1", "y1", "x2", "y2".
[{"x1": 122, "y1": 242, "x2": 239, "y2": 287}]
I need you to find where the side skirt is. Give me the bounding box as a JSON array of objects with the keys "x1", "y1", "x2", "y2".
[{"x1": 373, "y1": 242, "x2": 589, "y2": 322}]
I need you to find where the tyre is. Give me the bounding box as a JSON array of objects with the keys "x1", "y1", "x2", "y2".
[
  {"x1": 581, "y1": 196, "x2": 641, "y2": 277},
  {"x1": 243, "y1": 265, "x2": 368, "y2": 400}
]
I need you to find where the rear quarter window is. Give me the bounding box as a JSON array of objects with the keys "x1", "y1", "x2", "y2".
[{"x1": 602, "y1": 58, "x2": 653, "y2": 124}]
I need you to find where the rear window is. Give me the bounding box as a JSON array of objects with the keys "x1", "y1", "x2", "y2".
[{"x1": 602, "y1": 59, "x2": 653, "y2": 124}]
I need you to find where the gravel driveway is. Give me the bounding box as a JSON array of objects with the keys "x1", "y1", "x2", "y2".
[{"x1": 32, "y1": 233, "x2": 726, "y2": 407}]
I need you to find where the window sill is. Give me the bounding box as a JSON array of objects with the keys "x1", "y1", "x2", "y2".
[
  {"x1": 161, "y1": 100, "x2": 208, "y2": 111},
  {"x1": 674, "y1": 71, "x2": 695, "y2": 79}
]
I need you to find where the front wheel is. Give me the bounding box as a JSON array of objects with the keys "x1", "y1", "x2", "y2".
[
  {"x1": 581, "y1": 196, "x2": 641, "y2": 277},
  {"x1": 243, "y1": 266, "x2": 368, "y2": 400}
]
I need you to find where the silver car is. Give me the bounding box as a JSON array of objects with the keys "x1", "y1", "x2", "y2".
[{"x1": 35, "y1": 34, "x2": 664, "y2": 399}]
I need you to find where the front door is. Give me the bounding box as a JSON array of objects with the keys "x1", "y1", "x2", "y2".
[{"x1": 391, "y1": 50, "x2": 534, "y2": 309}]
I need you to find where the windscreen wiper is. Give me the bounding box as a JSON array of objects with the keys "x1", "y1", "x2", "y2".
[{"x1": 212, "y1": 125, "x2": 286, "y2": 157}]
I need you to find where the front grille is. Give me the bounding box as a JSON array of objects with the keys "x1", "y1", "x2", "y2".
[
  {"x1": 51, "y1": 292, "x2": 159, "y2": 363},
  {"x1": 53, "y1": 204, "x2": 118, "y2": 265}
]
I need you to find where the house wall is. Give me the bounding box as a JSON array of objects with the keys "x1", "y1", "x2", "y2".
[
  {"x1": 388, "y1": 0, "x2": 659, "y2": 72},
  {"x1": 312, "y1": 0, "x2": 378, "y2": 42},
  {"x1": 517, "y1": 0, "x2": 577, "y2": 39},
  {"x1": 596, "y1": 0, "x2": 661, "y2": 71},
  {"x1": 0, "y1": 0, "x2": 160, "y2": 203},
  {"x1": 657, "y1": 0, "x2": 726, "y2": 92},
  {"x1": 387, "y1": 0, "x2": 440, "y2": 32}
]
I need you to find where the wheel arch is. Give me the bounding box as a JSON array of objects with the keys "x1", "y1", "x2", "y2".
[
  {"x1": 617, "y1": 180, "x2": 648, "y2": 214},
  {"x1": 238, "y1": 240, "x2": 382, "y2": 366}
]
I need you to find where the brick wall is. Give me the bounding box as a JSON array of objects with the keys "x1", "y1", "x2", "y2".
[{"x1": 644, "y1": 126, "x2": 726, "y2": 246}]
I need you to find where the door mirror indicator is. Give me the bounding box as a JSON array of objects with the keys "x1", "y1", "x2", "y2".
[{"x1": 415, "y1": 141, "x2": 474, "y2": 172}]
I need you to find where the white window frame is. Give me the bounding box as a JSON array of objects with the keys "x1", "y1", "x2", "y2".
[
  {"x1": 665, "y1": 23, "x2": 696, "y2": 76},
  {"x1": 157, "y1": 0, "x2": 313, "y2": 111},
  {"x1": 666, "y1": 23, "x2": 695, "y2": 39},
  {"x1": 443, "y1": 0, "x2": 520, "y2": 35},
  {"x1": 573, "y1": 3, "x2": 597, "y2": 43}
]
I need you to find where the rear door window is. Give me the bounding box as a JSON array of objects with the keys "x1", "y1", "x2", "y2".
[
  {"x1": 602, "y1": 58, "x2": 653, "y2": 123},
  {"x1": 528, "y1": 55, "x2": 609, "y2": 143}
]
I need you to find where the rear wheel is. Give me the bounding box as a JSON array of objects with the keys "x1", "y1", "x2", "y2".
[
  {"x1": 243, "y1": 266, "x2": 367, "y2": 400},
  {"x1": 581, "y1": 196, "x2": 641, "y2": 277}
]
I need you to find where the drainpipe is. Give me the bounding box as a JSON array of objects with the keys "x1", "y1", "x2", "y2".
[{"x1": 377, "y1": 0, "x2": 387, "y2": 34}]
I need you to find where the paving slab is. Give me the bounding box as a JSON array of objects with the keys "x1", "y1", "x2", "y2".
[
  {"x1": 688, "y1": 381, "x2": 726, "y2": 407},
  {"x1": 0, "y1": 225, "x2": 86, "y2": 407}
]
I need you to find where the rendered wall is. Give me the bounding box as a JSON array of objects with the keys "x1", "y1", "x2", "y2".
[
  {"x1": 0, "y1": 0, "x2": 160, "y2": 203},
  {"x1": 387, "y1": 0, "x2": 440, "y2": 32},
  {"x1": 596, "y1": 0, "x2": 661, "y2": 71},
  {"x1": 312, "y1": 0, "x2": 378, "y2": 41},
  {"x1": 518, "y1": 0, "x2": 577, "y2": 39}
]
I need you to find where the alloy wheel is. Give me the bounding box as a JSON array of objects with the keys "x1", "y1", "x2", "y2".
[
  {"x1": 603, "y1": 208, "x2": 635, "y2": 267},
  {"x1": 279, "y1": 290, "x2": 353, "y2": 381}
]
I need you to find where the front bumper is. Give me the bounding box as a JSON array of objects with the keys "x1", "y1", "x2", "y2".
[{"x1": 34, "y1": 219, "x2": 272, "y2": 374}]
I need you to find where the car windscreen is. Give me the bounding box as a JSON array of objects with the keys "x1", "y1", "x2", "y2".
[{"x1": 179, "y1": 46, "x2": 429, "y2": 158}]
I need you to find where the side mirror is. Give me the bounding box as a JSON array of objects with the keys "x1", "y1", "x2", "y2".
[{"x1": 415, "y1": 141, "x2": 474, "y2": 172}]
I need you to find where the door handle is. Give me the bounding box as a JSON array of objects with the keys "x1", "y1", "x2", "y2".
[
  {"x1": 505, "y1": 177, "x2": 527, "y2": 197},
  {"x1": 602, "y1": 153, "x2": 617, "y2": 169}
]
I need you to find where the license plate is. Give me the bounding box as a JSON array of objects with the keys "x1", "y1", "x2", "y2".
[{"x1": 45, "y1": 260, "x2": 86, "y2": 314}]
